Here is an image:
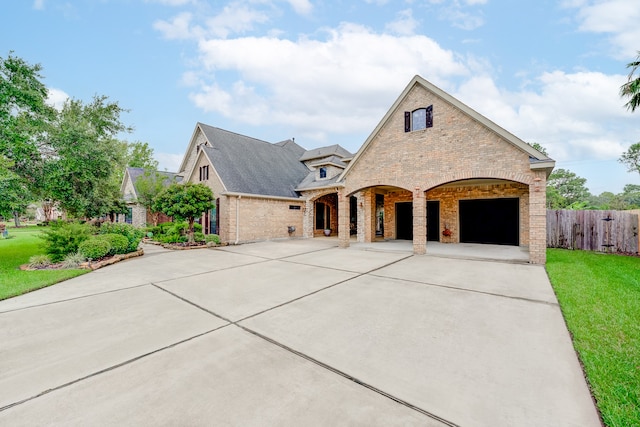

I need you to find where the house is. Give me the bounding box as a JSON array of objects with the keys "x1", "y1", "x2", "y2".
[
  {"x1": 141, "y1": 75, "x2": 554, "y2": 264},
  {"x1": 119, "y1": 167, "x2": 181, "y2": 226}
]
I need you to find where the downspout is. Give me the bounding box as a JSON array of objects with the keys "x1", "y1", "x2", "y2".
[{"x1": 235, "y1": 194, "x2": 241, "y2": 245}]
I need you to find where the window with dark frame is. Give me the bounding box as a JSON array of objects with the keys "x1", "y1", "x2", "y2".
[
  {"x1": 319, "y1": 167, "x2": 327, "y2": 179},
  {"x1": 404, "y1": 105, "x2": 433, "y2": 132},
  {"x1": 199, "y1": 165, "x2": 209, "y2": 181}
]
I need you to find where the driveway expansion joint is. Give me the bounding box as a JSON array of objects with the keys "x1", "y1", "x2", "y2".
[
  {"x1": 236, "y1": 325, "x2": 460, "y2": 427},
  {"x1": 0, "y1": 324, "x2": 229, "y2": 413},
  {"x1": 369, "y1": 273, "x2": 560, "y2": 307}
]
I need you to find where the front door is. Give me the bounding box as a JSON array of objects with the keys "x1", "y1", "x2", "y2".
[
  {"x1": 396, "y1": 202, "x2": 413, "y2": 240},
  {"x1": 427, "y1": 200, "x2": 440, "y2": 242}
]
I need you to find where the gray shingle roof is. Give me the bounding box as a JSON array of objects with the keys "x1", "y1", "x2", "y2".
[
  {"x1": 309, "y1": 155, "x2": 348, "y2": 168},
  {"x1": 295, "y1": 171, "x2": 342, "y2": 191},
  {"x1": 299, "y1": 144, "x2": 352, "y2": 161},
  {"x1": 125, "y1": 167, "x2": 181, "y2": 199},
  {"x1": 199, "y1": 124, "x2": 310, "y2": 198}
]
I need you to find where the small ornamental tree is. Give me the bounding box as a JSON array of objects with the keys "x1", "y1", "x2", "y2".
[
  {"x1": 153, "y1": 182, "x2": 213, "y2": 243},
  {"x1": 135, "y1": 170, "x2": 174, "y2": 226}
]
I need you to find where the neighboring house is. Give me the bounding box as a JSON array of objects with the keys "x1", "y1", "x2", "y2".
[
  {"x1": 153, "y1": 75, "x2": 554, "y2": 264},
  {"x1": 119, "y1": 167, "x2": 181, "y2": 226}
]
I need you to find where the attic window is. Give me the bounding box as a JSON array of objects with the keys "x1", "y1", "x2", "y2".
[
  {"x1": 199, "y1": 165, "x2": 209, "y2": 181},
  {"x1": 319, "y1": 167, "x2": 327, "y2": 179},
  {"x1": 404, "y1": 106, "x2": 433, "y2": 132}
]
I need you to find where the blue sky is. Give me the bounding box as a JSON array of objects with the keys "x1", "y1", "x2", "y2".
[{"x1": 3, "y1": 0, "x2": 639, "y2": 194}]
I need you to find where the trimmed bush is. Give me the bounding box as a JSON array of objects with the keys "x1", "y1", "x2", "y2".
[
  {"x1": 100, "y1": 233, "x2": 129, "y2": 255},
  {"x1": 97, "y1": 222, "x2": 144, "y2": 252},
  {"x1": 78, "y1": 237, "x2": 111, "y2": 260},
  {"x1": 205, "y1": 234, "x2": 221, "y2": 244},
  {"x1": 40, "y1": 221, "x2": 92, "y2": 262},
  {"x1": 193, "y1": 232, "x2": 205, "y2": 242}
]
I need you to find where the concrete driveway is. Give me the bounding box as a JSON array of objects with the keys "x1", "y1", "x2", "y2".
[{"x1": 0, "y1": 240, "x2": 601, "y2": 426}]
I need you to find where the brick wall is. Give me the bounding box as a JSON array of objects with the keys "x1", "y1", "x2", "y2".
[
  {"x1": 341, "y1": 82, "x2": 547, "y2": 263},
  {"x1": 185, "y1": 152, "x2": 227, "y2": 240},
  {"x1": 228, "y1": 195, "x2": 304, "y2": 242}
]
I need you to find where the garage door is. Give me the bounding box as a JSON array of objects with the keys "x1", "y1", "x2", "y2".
[{"x1": 459, "y1": 198, "x2": 519, "y2": 246}]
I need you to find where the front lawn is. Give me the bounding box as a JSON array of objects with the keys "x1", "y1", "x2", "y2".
[
  {"x1": 0, "y1": 227, "x2": 88, "y2": 300},
  {"x1": 546, "y1": 249, "x2": 640, "y2": 427}
]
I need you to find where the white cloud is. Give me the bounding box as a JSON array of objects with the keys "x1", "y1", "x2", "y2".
[
  {"x1": 205, "y1": 5, "x2": 270, "y2": 38},
  {"x1": 145, "y1": 0, "x2": 195, "y2": 6},
  {"x1": 187, "y1": 23, "x2": 468, "y2": 143},
  {"x1": 46, "y1": 88, "x2": 69, "y2": 110},
  {"x1": 154, "y1": 12, "x2": 204, "y2": 40},
  {"x1": 567, "y1": 0, "x2": 640, "y2": 58},
  {"x1": 425, "y1": 0, "x2": 486, "y2": 30},
  {"x1": 454, "y1": 71, "x2": 634, "y2": 163},
  {"x1": 155, "y1": 4, "x2": 271, "y2": 40},
  {"x1": 155, "y1": 152, "x2": 184, "y2": 172},
  {"x1": 33, "y1": 0, "x2": 45, "y2": 10},
  {"x1": 286, "y1": 0, "x2": 313, "y2": 15},
  {"x1": 385, "y1": 9, "x2": 419, "y2": 36}
]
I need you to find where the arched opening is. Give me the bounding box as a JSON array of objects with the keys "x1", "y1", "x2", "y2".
[{"x1": 425, "y1": 178, "x2": 529, "y2": 247}]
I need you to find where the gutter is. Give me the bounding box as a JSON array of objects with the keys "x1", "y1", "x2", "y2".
[
  {"x1": 235, "y1": 194, "x2": 241, "y2": 245},
  {"x1": 222, "y1": 191, "x2": 303, "y2": 202}
]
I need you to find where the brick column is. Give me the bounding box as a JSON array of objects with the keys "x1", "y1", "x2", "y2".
[
  {"x1": 303, "y1": 199, "x2": 314, "y2": 238},
  {"x1": 529, "y1": 172, "x2": 547, "y2": 264},
  {"x1": 356, "y1": 191, "x2": 365, "y2": 243},
  {"x1": 363, "y1": 189, "x2": 374, "y2": 243},
  {"x1": 413, "y1": 187, "x2": 426, "y2": 254},
  {"x1": 338, "y1": 189, "x2": 350, "y2": 248}
]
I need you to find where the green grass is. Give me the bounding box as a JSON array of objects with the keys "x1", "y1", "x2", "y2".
[
  {"x1": 546, "y1": 249, "x2": 640, "y2": 427},
  {"x1": 0, "y1": 226, "x2": 88, "y2": 300}
]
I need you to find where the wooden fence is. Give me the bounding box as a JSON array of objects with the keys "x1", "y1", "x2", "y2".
[{"x1": 547, "y1": 209, "x2": 639, "y2": 254}]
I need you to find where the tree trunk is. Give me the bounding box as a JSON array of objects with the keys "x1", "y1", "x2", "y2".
[
  {"x1": 13, "y1": 211, "x2": 21, "y2": 228},
  {"x1": 153, "y1": 212, "x2": 159, "y2": 227},
  {"x1": 43, "y1": 200, "x2": 53, "y2": 222},
  {"x1": 187, "y1": 217, "x2": 195, "y2": 243}
]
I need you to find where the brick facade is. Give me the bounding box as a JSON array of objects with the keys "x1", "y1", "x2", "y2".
[
  {"x1": 338, "y1": 78, "x2": 550, "y2": 264},
  {"x1": 170, "y1": 77, "x2": 552, "y2": 264}
]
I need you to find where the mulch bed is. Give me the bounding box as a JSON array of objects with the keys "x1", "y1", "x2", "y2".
[{"x1": 20, "y1": 249, "x2": 145, "y2": 272}]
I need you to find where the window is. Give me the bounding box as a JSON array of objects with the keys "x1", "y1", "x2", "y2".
[
  {"x1": 319, "y1": 167, "x2": 327, "y2": 179},
  {"x1": 199, "y1": 165, "x2": 209, "y2": 181},
  {"x1": 289, "y1": 205, "x2": 301, "y2": 210},
  {"x1": 125, "y1": 208, "x2": 133, "y2": 224},
  {"x1": 404, "y1": 105, "x2": 433, "y2": 132}
]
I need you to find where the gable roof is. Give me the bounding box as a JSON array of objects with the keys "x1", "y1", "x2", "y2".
[
  {"x1": 300, "y1": 144, "x2": 352, "y2": 162},
  {"x1": 198, "y1": 124, "x2": 310, "y2": 198},
  {"x1": 339, "y1": 75, "x2": 555, "y2": 181},
  {"x1": 121, "y1": 167, "x2": 181, "y2": 200}
]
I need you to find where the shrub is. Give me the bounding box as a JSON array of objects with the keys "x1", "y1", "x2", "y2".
[
  {"x1": 97, "y1": 222, "x2": 144, "y2": 252},
  {"x1": 78, "y1": 237, "x2": 111, "y2": 260},
  {"x1": 157, "y1": 233, "x2": 187, "y2": 244},
  {"x1": 193, "y1": 232, "x2": 205, "y2": 242},
  {"x1": 205, "y1": 234, "x2": 221, "y2": 245},
  {"x1": 40, "y1": 221, "x2": 92, "y2": 262},
  {"x1": 100, "y1": 233, "x2": 129, "y2": 255},
  {"x1": 28, "y1": 254, "x2": 52, "y2": 269},
  {"x1": 61, "y1": 252, "x2": 86, "y2": 269}
]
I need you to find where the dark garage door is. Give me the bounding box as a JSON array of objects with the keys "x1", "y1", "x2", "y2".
[{"x1": 459, "y1": 198, "x2": 519, "y2": 246}]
